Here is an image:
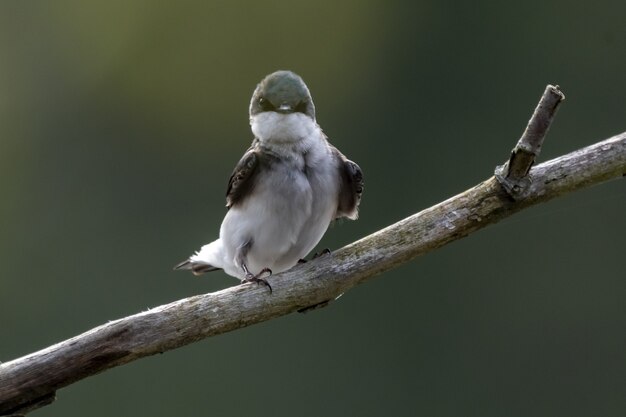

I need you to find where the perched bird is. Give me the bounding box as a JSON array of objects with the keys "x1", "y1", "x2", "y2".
[{"x1": 175, "y1": 70, "x2": 363, "y2": 291}]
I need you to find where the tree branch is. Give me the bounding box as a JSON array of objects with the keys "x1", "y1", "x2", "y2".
[
  {"x1": 495, "y1": 84, "x2": 565, "y2": 198},
  {"x1": 1, "y1": 86, "x2": 625, "y2": 415}
]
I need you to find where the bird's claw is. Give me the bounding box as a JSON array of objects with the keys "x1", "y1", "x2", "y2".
[
  {"x1": 299, "y1": 248, "x2": 331, "y2": 264},
  {"x1": 241, "y1": 268, "x2": 273, "y2": 293},
  {"x1": 312, "y1": 248, "x2": 331, "y2": 259}
]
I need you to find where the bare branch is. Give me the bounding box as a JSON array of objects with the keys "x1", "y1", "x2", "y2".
[
  {"x1": 495, "y1": 84, "x2": 565, "y2": 198},
  {"x1": 1, "y1": 89, "x2": 625, "y2": 415}
]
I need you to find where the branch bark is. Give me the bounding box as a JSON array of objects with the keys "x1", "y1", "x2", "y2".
[
  {"x1": 1, "y1": 87, "x2": 625, "y2": 415},
  {"x1": 495, "y1": 84, "x2": 565, "y2": 198}
]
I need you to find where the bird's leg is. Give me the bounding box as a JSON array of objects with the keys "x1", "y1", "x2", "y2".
[
  {"x1": 241, "y1": 264, "x2": 273, "y2": 293},
  {"x1": 236, "y1": 239, "x2": 273, "y2": 293}
]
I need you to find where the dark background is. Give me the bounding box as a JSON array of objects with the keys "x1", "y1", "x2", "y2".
[{"x1": 1, "y1": 1, "x2": 625, "y2": 416}]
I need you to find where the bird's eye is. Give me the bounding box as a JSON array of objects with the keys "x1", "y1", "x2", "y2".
[{"x1": 258, "y1": 97, "x2": 275, "y2": 111}]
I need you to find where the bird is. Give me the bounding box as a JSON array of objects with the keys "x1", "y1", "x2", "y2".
[{"x1": 174, "y1": 70, "x2": 363, "y2": 292}]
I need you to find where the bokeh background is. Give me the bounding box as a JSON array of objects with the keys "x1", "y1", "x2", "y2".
[{"x1": 1, "y1": 1, "x2": 625, "y2": 416}]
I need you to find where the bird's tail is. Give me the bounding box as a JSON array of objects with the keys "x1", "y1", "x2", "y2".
[{"x1": 173, "y1": 259, "x2": 220, "y2": 276}]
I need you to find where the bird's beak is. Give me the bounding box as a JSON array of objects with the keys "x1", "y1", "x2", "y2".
[{"x1": 277, "y1": 103, "x2": 293, "y2": 113}]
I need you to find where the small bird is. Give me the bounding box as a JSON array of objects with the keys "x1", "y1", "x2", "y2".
[{"x1": 175, "y1": 70, "x2": 363, "y2": 291}]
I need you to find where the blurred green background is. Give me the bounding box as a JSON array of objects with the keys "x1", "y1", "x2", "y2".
[{"x1": 1, "y1": 1, "x2": 625, "y2": 416}]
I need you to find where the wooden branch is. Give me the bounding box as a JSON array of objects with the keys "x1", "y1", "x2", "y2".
[
  {"x1": 1, "y1": 88, "x2": 626, "y2": 415},
  {"x1": 495, "y1": 84, "x2": 565, "y2": 198}
]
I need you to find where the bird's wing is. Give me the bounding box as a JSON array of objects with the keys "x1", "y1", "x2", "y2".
[
  {"x1": 226, "y1": 146, "x2": 261, "y2": 209},
  {"x1": 333, "y1": 146, "x2": 364, "y2": 220},
  {"x1": 173, "y1": 259, "x2": 220, "y2": 275}
]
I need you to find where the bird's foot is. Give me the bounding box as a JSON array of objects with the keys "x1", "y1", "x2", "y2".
[
  {"x1": 298, "y1": 248, "x2": 332, "y2": 264},
  {"x1": 241, "y1": 268, "x2": 273, "y2": 293},
  {"x1": 312, "y1": 248, "x2": 331, "y2": 259}
]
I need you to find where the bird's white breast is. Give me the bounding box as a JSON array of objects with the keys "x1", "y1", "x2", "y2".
[{"x1": 218, "y1": 112, "x2": 340, "y2": 276}]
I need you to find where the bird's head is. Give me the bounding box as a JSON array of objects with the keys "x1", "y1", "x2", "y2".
[{"x1": 249, "y1": 70, "x2": 315, "y2": 120}]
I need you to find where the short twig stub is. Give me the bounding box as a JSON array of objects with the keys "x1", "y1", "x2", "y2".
[{"x1": 496, "y1": 84, "x2": 565, "y2": 199}]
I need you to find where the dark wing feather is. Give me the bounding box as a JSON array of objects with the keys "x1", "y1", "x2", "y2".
[
  {"x1": 226, "y1": 147, "x2": 260, "y2": 209},
  {"x1": 173, "y1": 259, "x2": 220, "y2": 275},
  {"x1": 333, "y1": 147, "x2": 363, "y2": 220}
]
